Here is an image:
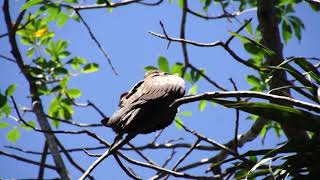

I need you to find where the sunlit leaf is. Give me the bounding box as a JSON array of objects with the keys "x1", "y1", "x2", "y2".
[
  {"x1": 5, "y1": 84, "x2": 16, "y2": 96},
  {"x1": 21, "y1": 0, "x2": 44, "y2": 10},
  {"x1": 7, "y1": 128, "x2": 21, "y2": 143},
  {"x1": 27, "y1": 47, "x2": 35, "y2": 58},
  {"x1": 199, "y1": 100, "x2": 207, "y2": 112},
  {"x1": 181, "y1": 111, "x2": 192, "y2": 117},
  {"x1": 81, "y1": 63, "x2": 99, "y2": 73},
  {"x1": 67, "y1": 56, "x2": 87, "y2": 70},
  {"x1": 2, "y1": 103, "x2": 11, "y2": 116},
  {"x1": 57, "y1": 12, "x2": 69, "y2": 27},
  {"x1": 158, "y1": 56, "x2": 170, "y2": 72},
  {"x1": 188, "y1": 84, "x2": 198, "y2": 95},
  {"x1": 34, "y1": 27, "x2": 48, "y2": 38},
  {"x1": 46, "y1": 5, "x2": 61, "y2": 22},
  {"x1": 67, "y1": 88, "x2": 81, "y2": 98},
  {"x1": 170, "y1": 62, "x2": 183, "y2": 76},
  {"x1": 0, "y1": 122, "x2": 10, "y2": 129},
  {"x1": 178, "y1": 0, "x2": 184, "y2": 8}
]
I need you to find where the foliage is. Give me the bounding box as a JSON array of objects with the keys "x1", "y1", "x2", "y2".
[{"x1": 1, "y1": 0, "x2": 320, "y2": 179}]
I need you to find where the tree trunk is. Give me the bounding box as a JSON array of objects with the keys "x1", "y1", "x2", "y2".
[
  {"x1": 257, "y1": 0, "x2": 308, "y2": 141},
  {"x1": 3, "y1": 0, "x2": 71, "y2": 179}
]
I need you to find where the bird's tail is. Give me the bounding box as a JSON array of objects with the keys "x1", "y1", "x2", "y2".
[{"x1": 101, "y1": 117, "x2": 110, "y2": 127}]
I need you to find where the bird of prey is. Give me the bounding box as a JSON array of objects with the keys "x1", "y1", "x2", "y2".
[{"x1": 80, "y1": 70, "x2": 185, "y2": 179}]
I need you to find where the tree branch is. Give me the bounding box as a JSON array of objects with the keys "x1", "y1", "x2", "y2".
[{"x1": 3, "y1": 0, "x2": 70, "y2": 178}]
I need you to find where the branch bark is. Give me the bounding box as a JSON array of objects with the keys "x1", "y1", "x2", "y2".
[{"x1": 257, "y1": 0, "x2": 309, "y2": 141}]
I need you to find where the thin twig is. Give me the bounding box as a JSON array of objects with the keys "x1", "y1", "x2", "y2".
[
  {"x1": 0, "y1": 150, "x2": 57, "y2": 170},
  {"x1": 186, "y1": 8, "x2": 256, "y2": 20},
  {"x1": 0, "y1": 54, "x2": 16, "y2": 62},
  {"x1": 75, "y1": 10, "x2": 118, "y2": 75},
  {"x1": 113, "y1": 155, "x2": 142, "y2": 180},
  {"x1": 127, "y1": 142, "x2": 158, "y2": 166},
  {"x1": 55, "y1": 137, "x2": 94, "y2": 180},
  {"x1": 163, "y1": 138, "x2": 202, "y2": 180},
  {"x1": 229, "y1": 78, "x2": 240, "y2": 153}
]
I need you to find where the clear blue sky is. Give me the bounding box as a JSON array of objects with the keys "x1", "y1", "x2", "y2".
[{"x1": 0, "y1": 1, "x2": 319, "y2": 179}]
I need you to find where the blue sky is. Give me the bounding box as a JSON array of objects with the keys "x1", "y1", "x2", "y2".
[{"x1": 0, "y1": 1, "x2": 319, "y2": 179}]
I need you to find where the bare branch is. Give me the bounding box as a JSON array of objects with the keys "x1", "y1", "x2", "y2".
[
  {"x1": 75, "y1": 10, "x2": 118, "y2": 75},
  {"x1": 113, "y1": 155, "x2": 142, "y2": 180},
  {"x1": 162, "y1": 138, "x2": 201, "y2": 180},
  {"x1": 0, "y1": 150, "x2": 57, "y2": 170},
  {"x1": 38, "y1": 141, "x2": 48, "y2": 179},
  {"x1": 229, "y1": 78, "x2": 240, "y2": 153},
  {"x1": 172, "y1": 91, "x2": 320, "y2": 113},
  {"x1": 187, "y1": 5, "x2": 256, "y2": 20},
  {"x1": 0, "y1": 53, "x2": 16, "y2": 63}
]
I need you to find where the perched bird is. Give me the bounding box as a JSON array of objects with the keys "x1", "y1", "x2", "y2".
[{"x1": 80, "y1": 70, "x2": 185, "y2": 179}]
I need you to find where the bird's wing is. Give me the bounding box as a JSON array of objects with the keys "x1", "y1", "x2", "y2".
[
  {"x1": 137, "y1": 74, "x2": 185, "y2": 101},
  {"x1": 106, "y1": 73, "x2": 185, "y2": 131}
]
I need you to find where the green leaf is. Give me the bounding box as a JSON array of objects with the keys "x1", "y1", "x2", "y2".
[
  {"x1": 27, "y1": 47, "x2": 35, "y2": 58},
  {"x1": 5, "y1": 84, "x2": 16, "y2": 96},
  {"x1": 144, "y1": 66, "x2": 158, "y2": 72},
  {"x1": 49, "y1": 97, "x2": 59, "y2": 118},
  {"x1": 246, "y1": 75, "x2": 260, "y2": 87},
  {"x1": 175, "y1": 117, "x2": 183, "y2": 129},
  {"x1": 188, "y1": 84, "x2": 198, "y2": 95},
  {"x1": 0, "y1": 121, "x2": 10, "y2": 129},
  {"x1": 294, "y1": 58, "x2": 320, "y2": 85},
  {"x1": 81, "y1": 63, "x2": 99, "y2": 73},
  {"x1": 199, "y1": 100, "x2": 207, "y2": 112},
  {"x1": 244, "y1": 42, "x2": 261, "y2": 55},
  {"x1": 67, "y1": 88, "x2": 81, "y2": 98},
  {"x1": 245, "y1": 20, "x2": 253, "y2": 34},
  {"x1": 1, "y1": 103, "x2": 11, "y2": 116},
  {"x1": 0, "y1": 94, "x2": 7, "y2": 108},
  {"x1": 247, "y1": 157, "x2": 273, "y2": 176},
  {"x1": 7, "y1": 128, "x2": 21, "y2": 143},
  {"x1": 20, "y1": 120, "x2": 36, "y2": 130},
  {"x1": 67, "y1": 56, "x2": 87, "y2": 70},
  {"x1": 157, "y1": 56, "x2": 170, "y2": 72},
  {"x1": 46, "y1": 4, "x2": 61, "y2": 22},
  {"x1": 178, "y1": 0, "x2": 184, "y2": 8},
  {"x1": 229, "y1": 32, "x2": 275, "y2": 56},
  {"x1": 181, "y1": 111, "x2": 192, "y2": 117},
  {"x1": 21, "y1": 0, "x2": 44, "y2": 11},
  {"x1": 57, "y1": 12, "x2": 69, "y2": 27},
  {"x1": 282, "y1": 19, "x2": 292, "y2": 44},
  {"x1": 170, "y1": 62, "x2": 183, "y2": 76},
  {"x1": 288, "y1": 16, "x2": 304, "y2": 41},
  {"x1": 213, "y1": 99, "x2": 320, "y2": 132},
  {"x1": 184, "y1": 72, "x2": 192, "y2": 83}
]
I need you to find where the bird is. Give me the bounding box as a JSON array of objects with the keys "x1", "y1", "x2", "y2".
[{"x1": 80, "y1": 70, "x2": 185, "y2": 179}]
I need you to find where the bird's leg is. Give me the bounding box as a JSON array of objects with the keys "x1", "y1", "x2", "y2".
[{"x1": 79, "y1": 133, "x2": 137, "y2": 180}]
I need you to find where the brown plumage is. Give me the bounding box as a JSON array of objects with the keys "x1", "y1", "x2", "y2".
[
  {"x1": 102, "y1": 70, "x2": 186, "y2": 135},
  {"x1": 80, "y1": 70, "x2": 186, "y2": 179}
]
